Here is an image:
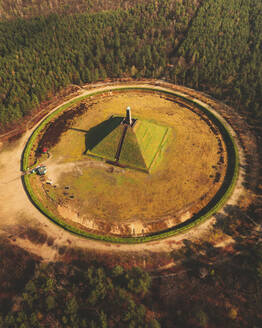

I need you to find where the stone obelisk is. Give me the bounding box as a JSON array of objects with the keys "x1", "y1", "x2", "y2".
[{"x1": 125, "y1": 106, "x2": 132, "y2": 125}]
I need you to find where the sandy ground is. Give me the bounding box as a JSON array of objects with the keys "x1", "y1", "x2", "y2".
[{"x1": 0, "y1": 82, "x2": 247, "y2": 262}]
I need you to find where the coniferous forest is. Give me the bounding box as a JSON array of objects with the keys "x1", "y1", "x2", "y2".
[
  {"x1": 0, "y1": 0, "x2": 262, "y2": 327},
  {"x1": 0, "y1": 0, "x2": 199, "y2": 128},
  {"x1": 1, "y1": 0, "x2": 261, "y2": 130}
]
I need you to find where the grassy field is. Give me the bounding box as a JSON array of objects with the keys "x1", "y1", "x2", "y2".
[
  {"x1": 36, "y1": 91, "x2": 226, "y2": 225},
  {"x1": 22, "y1": 87, "x2": 237, "y2": 240}
]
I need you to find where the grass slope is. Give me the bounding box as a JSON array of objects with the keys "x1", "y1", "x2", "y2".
[
  {"x1": 119, "y1": 126, "x2": 147, "y2": 170},
  {"x1": 87, "y1": 117, "x2": 171, "y2": 171},
  {"x1": 134, "y1": 120, "x2": 170, "y2": 168},
  {"x1": 86, "y1": 117, "x2": 123, "y2": 161}
]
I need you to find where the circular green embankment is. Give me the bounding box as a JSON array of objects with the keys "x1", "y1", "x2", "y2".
[{"x1": 22, "y1": 86, "x2": 239, "y2": 243}]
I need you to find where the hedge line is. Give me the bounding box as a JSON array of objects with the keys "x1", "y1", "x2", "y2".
[{"x1": 22, "y1": 86, "x2": 239, "y2": 243}]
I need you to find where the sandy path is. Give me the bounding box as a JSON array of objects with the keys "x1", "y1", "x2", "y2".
[{"x1": 0, "y1": 82, "x2": 246, "y2": 261}]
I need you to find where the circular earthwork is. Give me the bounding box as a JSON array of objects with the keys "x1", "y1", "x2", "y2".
[{"x1": 22, "y1": 86, "x2": 239, "y2": 243}]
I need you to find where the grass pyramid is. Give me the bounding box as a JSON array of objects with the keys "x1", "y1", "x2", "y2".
[{"x1": 86, "y1": 115, "x2": 171, "y2": 172}]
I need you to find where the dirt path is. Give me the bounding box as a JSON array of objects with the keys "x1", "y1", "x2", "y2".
[{"x1": 0, "y1": 81, "x2": 247, "y2": 262}]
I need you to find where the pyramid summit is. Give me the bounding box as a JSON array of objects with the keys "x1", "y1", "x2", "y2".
[{"x1": 86, "y1": 108, "x2": 171, "y2": 172}]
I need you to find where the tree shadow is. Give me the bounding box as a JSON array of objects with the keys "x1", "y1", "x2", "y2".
[
  {"x1": 79, "y1": 116, "x2": 122, "y2": 154},
  {"x1": 213, "y1": 204, "x2": 254, "y2": 238},
  {"x1": 0, "y1": 236, "x2": 39, "y2": 315}
]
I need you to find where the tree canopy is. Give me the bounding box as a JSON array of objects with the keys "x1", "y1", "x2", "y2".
[
  {"x1": 1, "y1": 0, "x2": 261, "y2": 131},
  {"x1": 0, "y1": 0, "x2": 198, "y2": 130},
  {"x1": 0, "y1": 262, "x2": 157, "y2": 328}
]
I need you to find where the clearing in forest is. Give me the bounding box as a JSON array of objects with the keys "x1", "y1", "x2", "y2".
[{"x1": 25, "y1": 89, "x2": 229, "y2": 239}]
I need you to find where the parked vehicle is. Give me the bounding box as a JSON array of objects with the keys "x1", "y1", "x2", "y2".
[{"x1": 31, "y1": 165, "x2": 47, "y2": 175}]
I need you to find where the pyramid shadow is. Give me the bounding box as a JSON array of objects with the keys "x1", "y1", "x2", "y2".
[{"x1": 84, "y1": 116, "x2": 123, "y2": 153}]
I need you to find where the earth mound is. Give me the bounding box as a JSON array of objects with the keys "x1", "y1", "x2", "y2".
[{"x1": 86, "y1": 114, "x2": 171, "y2": 172}]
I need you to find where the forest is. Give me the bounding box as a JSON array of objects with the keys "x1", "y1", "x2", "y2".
[
  {"x1": 0, "y1": 257, "x2": 157, "y2": 327},
  {"x1": 174, "y1": 0, "x2": 262, "y2": 121},
  {"x1": 0, "y1": 0, "x2": 157, "y2": 20},
  {"x1": 0, "y1": 0, "x2": 199, "y2": 129},
  {"x1": 0, "y1": 213, "x2": 262, "y2": 327},
  {"x1": 0, "y1": 0, "x2": 261, "y2": 327},
  {"x1": 0, "y1": 0, "x2": 261, "y2": 132},
  {"x1": 0, "y1": 0, "x2": 261, "y2": 131}
]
